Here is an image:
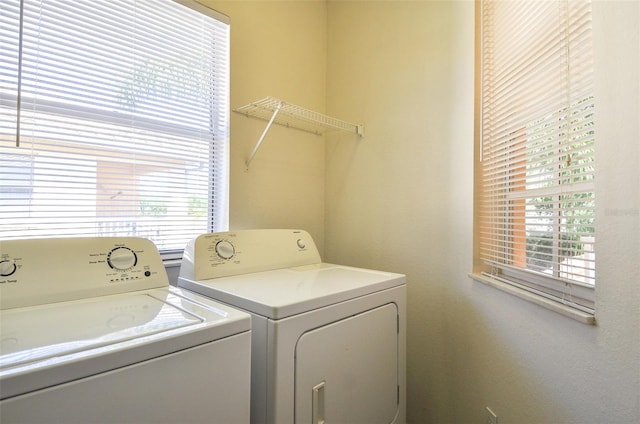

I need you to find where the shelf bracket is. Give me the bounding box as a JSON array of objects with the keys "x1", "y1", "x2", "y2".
[{"x1": 245, "y1": 101, "x2": 282, "y2": 170}]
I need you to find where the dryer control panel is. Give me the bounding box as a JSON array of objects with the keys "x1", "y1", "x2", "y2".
[
  {"x1": 0, "y1": 237, "x2": 168, "y2": 310},
  {"x1": 180, "y1": 229, "x2": 322, "y2": 281}
]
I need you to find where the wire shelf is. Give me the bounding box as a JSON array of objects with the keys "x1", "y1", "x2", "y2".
[
  {"x1": 234, "y1": 97, "x2": 364, "y2": 169},
  {"x1": 234, "y1": 97, "x2": 363, "y2": 136}
]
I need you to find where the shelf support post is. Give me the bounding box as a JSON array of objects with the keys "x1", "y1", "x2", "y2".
[{"x1": 245, "y1": 101, "x2": 282, "y2": 170}]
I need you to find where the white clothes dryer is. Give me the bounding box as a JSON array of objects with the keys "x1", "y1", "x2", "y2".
[
  {"x1": 0, "y1": 237, "x2": 251, "y2": 424},
  {"x1": 178, "y1": 229, "x2": 406, "y2": 424}
]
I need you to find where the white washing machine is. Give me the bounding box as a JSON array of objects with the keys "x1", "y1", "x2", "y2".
[
  {"x1": 0, "y1": 237, "x2": 251, "y2": 424},
  {"x1": 178, "y1": 229, "x2": 406, "y2": 424}
]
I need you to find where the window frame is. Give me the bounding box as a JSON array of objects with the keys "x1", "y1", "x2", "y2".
[
  {"x1": 0, "y1": 0, "x2": 230, "y2": 258},
  {"x1": 472, "y1": 0, "x2": 596, "y2": 324}
]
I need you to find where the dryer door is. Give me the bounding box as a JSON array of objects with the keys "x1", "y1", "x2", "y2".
[{"x1": 294, "y1": 303, "x2": 398, "y2": 424}]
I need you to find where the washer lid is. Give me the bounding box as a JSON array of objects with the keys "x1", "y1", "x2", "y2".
[
  {"x1": 178, "y1": 263, "x2": 406, "y2": 319},
  {"x1": 0, "y1": 286, "x2": 250, "y2": 399},
  {"x1": 1, "y1": 294, "x2": 196, "y2": 370}
]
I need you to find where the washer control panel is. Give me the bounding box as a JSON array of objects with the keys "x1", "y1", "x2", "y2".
[
  {"x1": 180, "y1": 229, "x2": 322, "y2": 281},
  {"x1": 0, "y1": 237, "x2": 168, "y2": 309}
]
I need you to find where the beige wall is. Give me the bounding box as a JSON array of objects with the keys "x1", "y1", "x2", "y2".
[
  {"x1": 326, "y1": 1, "x2": 475, "y2": 420},
  {"x1": 326, "y1": 1, "x2": 639, "y2": 423},
  {"x1": 204, "y1": 0, "x2": 328, "y2": 252},
  {"x1": 202, "y1": 1, "x2": 639, "y2": 423}
]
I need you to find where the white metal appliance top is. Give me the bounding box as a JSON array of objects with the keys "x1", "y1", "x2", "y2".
[
  {"x1": 178, "y1": 229, "x2": 406, "y2": 319},
  {"x1": 0, "y1": 237, "x2": 250, "y2": 400}
]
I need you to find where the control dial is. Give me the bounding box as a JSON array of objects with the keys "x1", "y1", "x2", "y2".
[
  {"x1": 107, "y1": 247, "x2": 138, "y2": 271},
  {"x1": 215, "y1": 240, "x2": 235, "y2": 260},
  {"x1": 0, "y1": 259, "x2": 17, "y2": 277}
]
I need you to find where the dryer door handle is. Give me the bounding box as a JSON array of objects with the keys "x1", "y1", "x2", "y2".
[{"x1": 312, "y1": 381, "x2": 326, "y2": 424}]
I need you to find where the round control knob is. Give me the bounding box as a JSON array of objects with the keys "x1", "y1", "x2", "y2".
[
  {"x1": 107, "y1": 247, "x2": 137, "y2": 271},
  {"x1": 0, "y1": 259, "x2": 17, "y2": 277},
  {"x1": 215, "y1": 240, "x2": 235, "y2": 260},
  {"x1": 297, "y1": 239, "x2": 306, "y2": 249}
]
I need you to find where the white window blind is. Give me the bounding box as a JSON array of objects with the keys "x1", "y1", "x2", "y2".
[
  {"x1": 1, "y1": 0, "x2": 230, "y2": 253},
  {"x1": 478, "y1": 0, "x2": 595, "y2": 314}
]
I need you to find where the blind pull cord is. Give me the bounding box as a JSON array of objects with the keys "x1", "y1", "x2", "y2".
[{"x1": 15, "y1": 0, "x2": 25, "y2": 148}]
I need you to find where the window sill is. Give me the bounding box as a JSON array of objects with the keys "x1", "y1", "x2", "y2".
[{"x1": 469, "y1": 272, "x2": 596, "y2": 325}]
